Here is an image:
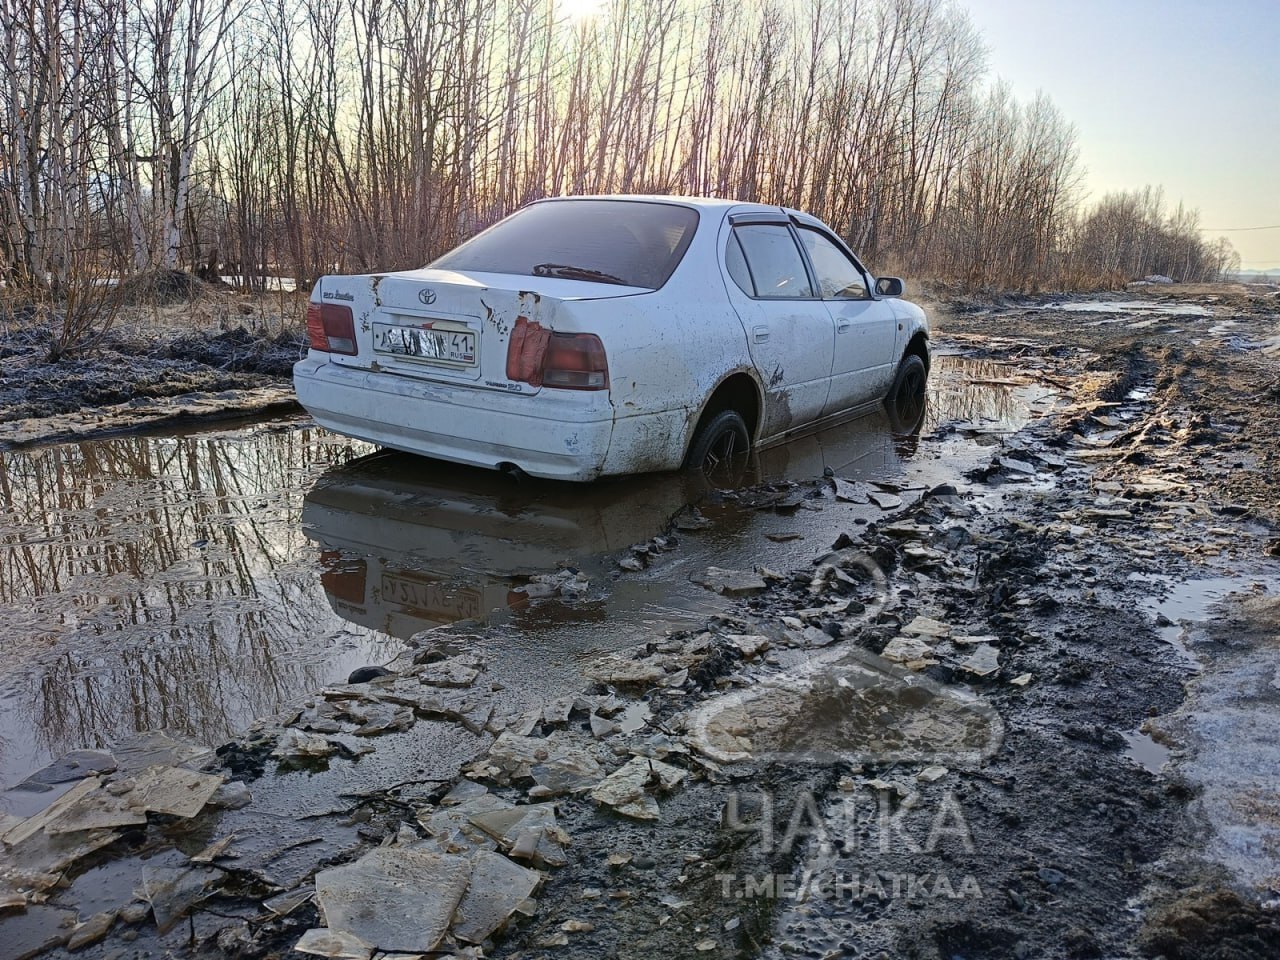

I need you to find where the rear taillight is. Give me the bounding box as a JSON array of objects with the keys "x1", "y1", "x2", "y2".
[
  {"x1": 319, "y1": 550, "x2": 367, "y2": 605},
  {"x1": 543, "y1": 332, "x2": 608, "y2": 390},
  {"x1": 305, "y1": 302, "x2": 357, "y2": 355},
  {"x1": 505, "y1": 316, "x2": 608, "y2": 391}
]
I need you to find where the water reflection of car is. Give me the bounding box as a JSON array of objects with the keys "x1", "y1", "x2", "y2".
[
  {"x1": 294, "y1": 196, "x2": 930, "y2": 481},
  {"x1": 746, "y1": 384, "x2": 928, "y2": 481},
  {"x1": 302, "y1": 452, "x2": 710, "y2": 639}
]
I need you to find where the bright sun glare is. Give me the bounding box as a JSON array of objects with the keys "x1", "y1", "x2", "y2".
[{"x1": 556, "y1": 0, "x2": 607, "y2": 20}]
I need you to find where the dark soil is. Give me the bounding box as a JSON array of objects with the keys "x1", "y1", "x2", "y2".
[{"x1": 0, "y1": 322, "x2": 304, "y2": 424}]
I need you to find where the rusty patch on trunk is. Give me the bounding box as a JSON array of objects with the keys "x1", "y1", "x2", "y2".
[{"x1": 506, "y1": 316, "x2": 550, "y2": 387}]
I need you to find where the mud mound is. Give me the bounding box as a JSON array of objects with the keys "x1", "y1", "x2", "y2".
[
  {"x1": 0, "y1": 322, "x2": 299, "y2": 425},
  {"x1": 1140, "y1": 888, "x2": 1280, "y2": 960},
  {"x1": 164, "y1": 326, "x2": 305, "y2": 376},
  {"x1": 116, "y1": 269, "x2": 209, "y2": 304}
]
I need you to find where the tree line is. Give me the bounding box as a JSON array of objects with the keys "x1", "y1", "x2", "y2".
[{"x1": 0, "y1": 0, "x2": 1239, "y2": 309}]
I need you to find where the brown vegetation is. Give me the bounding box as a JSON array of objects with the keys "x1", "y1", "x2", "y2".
[{"x1": 0, "y1": 0, "x2": 1240, "y2": 353}]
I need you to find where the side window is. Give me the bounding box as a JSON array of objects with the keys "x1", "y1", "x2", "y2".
[
  {"x1": 798, "y1": 228, "x2": 870, "y2": 300},
  {"x1": 732, "y1": 224, "x2": 813, "y2": 299},
  {"x1": 725, "y1": 232, "x2": 754, "y2": 296}
]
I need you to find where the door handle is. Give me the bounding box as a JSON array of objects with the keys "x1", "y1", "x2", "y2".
[
  {"x1": 836, "y1": 320, "x2": 852, "y2": 333},
  {"x1": 752, "y1": 325, "x2": 769, "y2": 343}
]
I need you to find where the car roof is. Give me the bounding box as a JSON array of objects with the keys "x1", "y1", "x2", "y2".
[
  {"x1": 530, "y1": 195, "x2": 835, "y2": 231},
  {"x1": 531, "y1": 194, "x2": 783, "y2": 214}
]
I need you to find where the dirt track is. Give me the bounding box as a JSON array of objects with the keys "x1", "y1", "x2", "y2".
[
  {"x1": 466, "y1": 287, "x2": 1280, "y2": 960},
  {"x1": 2, "y1": 286, "x2": 1278, "y2": 960}
]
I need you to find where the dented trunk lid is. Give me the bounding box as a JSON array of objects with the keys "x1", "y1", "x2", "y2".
[{"x1": 321, "y1": 269, "x2": 645, "y2": 395}]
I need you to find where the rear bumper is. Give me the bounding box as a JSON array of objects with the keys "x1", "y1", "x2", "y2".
[{"x1": 294, "y1": 356, "x2": 617, "y2": 481}]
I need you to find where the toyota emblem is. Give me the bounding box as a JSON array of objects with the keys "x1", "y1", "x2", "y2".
[{"x1": 418, "y1": 288, "x2": 437, "y2": 305}]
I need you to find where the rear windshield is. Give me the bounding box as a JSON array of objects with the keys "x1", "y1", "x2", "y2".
[{"x1": 431, "y1": 200, "x2": 699, "y2": 290}]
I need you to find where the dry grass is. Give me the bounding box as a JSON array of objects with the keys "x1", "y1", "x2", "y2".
[{"x1": 112, "y1": 287, "x2": 308, "y2": 341}]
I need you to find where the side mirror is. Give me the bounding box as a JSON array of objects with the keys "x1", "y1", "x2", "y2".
[{"x1": 875, "y1": 276, "x2": 904, "y2": 298}]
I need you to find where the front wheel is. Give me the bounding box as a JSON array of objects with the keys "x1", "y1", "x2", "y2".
[
  {"x1": 885, "y1": 354, "x2": 928, "y2": 434},
  {"x1": 685, "y1": 410, "x2": 750, "y2": 473}
]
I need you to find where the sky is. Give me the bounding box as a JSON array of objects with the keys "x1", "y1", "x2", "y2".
[{"x1": 961, "y1": 0, "x2": 1280, "y2": 271}]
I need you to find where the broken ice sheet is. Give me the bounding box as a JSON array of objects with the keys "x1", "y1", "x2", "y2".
[
  {"x1": 784, "y1": 625, "x2": 837, "y2": 649},
  {"x1": 126, "y1": 765, "x2": 224, "y2": 818},
  {"x1": 273, "y1": 729, "x2": 336, "y2": 759},
  {"x1": 672, "y1": 507, "x2": 713, "y2": 531},
  {"x1": 468, "y1": 803, "x2": 568, "y2": 867},
  {"x1": 868, "y1": 490, "x2": 904, "y2": 510},
  {"x1": 294, "y1": 927, "x2": 372, "y2": 960},
  {"x1": 590, "y1": 713, "x2": 619, "y2": 739},
  {"x1": 997, "y1": 456, "x2": 1036, "y2": 475},
  {"x1": 485, "y1": 731, "x2": 603, "y2": 785},
  {"x1": 66, "y1": 909, "x2": 117, "y2": 950},
  {"x1": 1, "y1": 826, "x2": 121, "y2": 894},
  {"x1": 880, "y1": 636, "x2": 937, "y2": 668},
  {"x1": 685, "y1": 648, "x2": 1005, "y2": 766},
  {"x1": 691, "y1": 566, "x2": 767, "y2": 596},
  {"x1": 342, "y1": 701, "x2": 415, "y2": 736},
  {"x1": 958, "y1": 643, "x2": 1001, "y2": 677},
  {"x1": 903, "y1": 616, "x2": 951, "y2": 638},
  {"x1": 530, "y1": 751, "x2": 604, "y2": 797},
  {"x1": 142, "y1": 865, "x2": 219, "y2": 933},
  {"x1": 725, "y1": 634, "x2": 771, "y2": 658},
  {"x1": 43, "y1": 783, "x2": 147, "y2": 835},
  {"x1": 440, "y1": 780, "x2": 490, "y2": 806},
  {"x1": 468, "y1": 803, "x2": 555, "y2": 846},
  {"x1": 190, "y1": 834, "x2": 236, "y2": 863},
  {"x1": 1, "y1": 778, "x2": 102, "y2": 846},
  {"x1": 18, "y1": 750, "x2": 116, "y2": 788},
  {"x1": 421, "y1": 795, "x2": 509, "y2": 854},
  {"x1": 583, "y1": 653, "x2": 670, "y2": 687},
  {"x1": 451, "y1": 850, "x2": 540, "y2": 944},
  {"x1": 264, "y1": 887, "x2": 314, "y2": 918},
  {"x1": 540, "y1": 696, "x2": 577, "y2": 725},
  {"x1": 15, "y1": 762, "x2": 218, "y2": 839},
  {"x1": 415, "y1": 689, "x2": 492, "y2": 734},
  {"x1": 590, "y1": 757, "x2": 686, "y2": 821},
  {"x1": 113, "y1": 731, "x2": 213, "y2": 774},
  {"x1": 415, "y1": 655, "x2": 483, "y2": 688},
  {"x1": 315, "y1": 848, "x2": 470, "y2": 954},
  {"x1": 830, "y1": 478, "x2": 870, "y2": 502}
]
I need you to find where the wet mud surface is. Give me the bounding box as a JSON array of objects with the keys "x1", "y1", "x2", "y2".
[
  {"x1": 0, "y1": 323, "x2": 305, "y2": 448},
  {"x1": 1, "y1": 286, "x2": 1278, "y2": 959},
  {"x1": 0, "y1": 354, "x2": 1033, "y2": 787}
]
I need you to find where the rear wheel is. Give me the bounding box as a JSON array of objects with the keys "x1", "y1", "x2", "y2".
[
  {"x1": 685, "y1": 410, "x2": 750, "y2": 473},
  {"x1": 886, "y1": 354, "x2": 928, "y2": 433}
]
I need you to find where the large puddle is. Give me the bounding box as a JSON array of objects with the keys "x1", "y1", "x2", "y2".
[
  {"x1": 1041, "y1": 299, "x2": 1213, "y2": 317},
  {"x1": 0, "y1": 356, "x2": 1049, "y2": 787}
]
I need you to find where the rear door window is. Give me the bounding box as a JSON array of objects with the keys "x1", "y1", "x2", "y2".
[
  {"x1": 431, "y1": 200, "x2": 699, "y2": 289},
  {"x1": 732, "y1": 224, "x2": 814, "y2": 299},
  {"x1": 724, "y1": 232, "x2": 754, "y2": 296}
]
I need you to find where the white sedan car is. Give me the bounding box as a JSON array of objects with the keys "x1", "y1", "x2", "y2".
[{"x1": 294, "y1": 196, "x2": 930, "y2": 481}]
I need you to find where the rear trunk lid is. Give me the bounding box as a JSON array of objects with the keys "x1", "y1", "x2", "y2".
[{"x1": 320, "y1": 268, "x2": 643, "y2": 395}]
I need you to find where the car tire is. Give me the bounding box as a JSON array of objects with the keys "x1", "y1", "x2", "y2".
[
  {"x1": 886, "y1": 354, "x2": 928, "y2": 432},
  {"x1": 685, "y1": 410, "x2": 750, "y2": 473}
]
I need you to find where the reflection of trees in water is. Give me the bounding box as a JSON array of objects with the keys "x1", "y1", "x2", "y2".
[
  {"x1": 0, "y1": 425, "x2": 392, "y2": 768},
  {"x1": 925, "y1": 357, "x2": 1021, "y2": 430}
]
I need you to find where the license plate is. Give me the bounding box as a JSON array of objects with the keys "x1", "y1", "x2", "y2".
[
  {"x1": 380, "y1": 572, "x2": 482, "y2": 622},
  {"x1": 373, "y1": 322, "x2": 476, "y2": 365}
]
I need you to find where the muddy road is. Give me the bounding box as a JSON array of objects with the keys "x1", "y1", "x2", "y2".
[
  {"x1": 1, "y1": 286, "x2": 1278, "y2": 960},
  {"x1": 0, "y1": 355, "x2": 1037, "y2": 787}
]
